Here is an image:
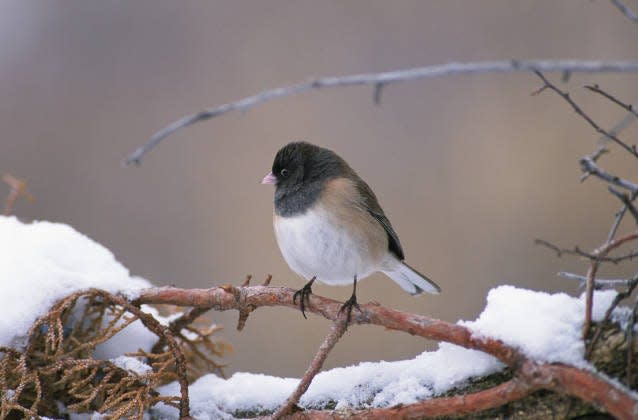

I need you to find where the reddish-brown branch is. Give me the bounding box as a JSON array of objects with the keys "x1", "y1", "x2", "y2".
[
  {"x1": 273, "y1": 319, "x2": 349, "y2": 419},
  {"x1": 290, "y1": 363, "x2": 637, "y2": 419},
  {"x1": 290, "y1": 379, "x2": 538, "y2": 419},
  {"x1": 136, "y1": 285, "x2": 520, "y2": 365},
  {"x1": 134, "y1": 285, "x2": 638, "y2": 419}
]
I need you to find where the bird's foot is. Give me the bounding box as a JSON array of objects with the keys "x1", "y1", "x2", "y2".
[
  {"x1": 293, "y1": 277, "x2": 316, "y2": 319},
  {"x1": 339, "y1": 292, "x2": 361, "y2": 324}
]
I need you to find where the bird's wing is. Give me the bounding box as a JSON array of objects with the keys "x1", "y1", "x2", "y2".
[{"x1": 354, "y1": 178, "x2": 405, "y2": 260}]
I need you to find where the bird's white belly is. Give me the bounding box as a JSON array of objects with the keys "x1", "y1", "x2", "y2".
[{"x1": 274, "y1": 208, "x2": 378, "y2": 285}]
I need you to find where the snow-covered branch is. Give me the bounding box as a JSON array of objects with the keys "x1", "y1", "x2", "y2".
[{"x1": 135, "y1": 284, "x2": 638, "y2": 419}]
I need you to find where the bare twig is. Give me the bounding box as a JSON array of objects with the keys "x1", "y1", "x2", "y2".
[
  {"x1": 558, "y1": 271, "x2": 638, "y2": 288},
  {"x1": 3, "y1": 174, "x2": 34, "y2": 216},
  {"x1": 610, "y1": 0, "x2": 638, "y2": 23},
  {"x1": 124, "y1": 60, "x2": 638, "y2": 165},
  {"x1": 608, "y1": 187, "x2": 638, "y2": 225},
  {"x1": 606, "y1": 193, "x2": 638, "y2": 243},
  {"x1": 272, "y1": 318, "x2": 348, "y2": 419},
  {"x1": 628, "y1": 299, "x2": 638, "y2": 385},
  {"x1": 263, "y1": 274, "x2": 273, "y2": 286},
  {"x1": 580, "y1": 156, "x2": 638, "y2": 193},
  {"x1": 533, "y1": 72, "x2": 638, "y2": 157},
  {"x1": 535, "y1": 239, "x2": 638, "y2": 263},
  {"x1": 585, "y1": 84, "x2": 638, "y2": 118},
  {"x1": 601, "y1": 105, "x2": 638, "y2": 146},
  {"x1": 151, "y1": 306, "x2": 212, "y2": 354}
]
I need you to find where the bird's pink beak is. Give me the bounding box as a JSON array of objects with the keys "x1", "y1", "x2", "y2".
[{"x1": 261, "y1": 172, "x2": 277, "y2": 185}]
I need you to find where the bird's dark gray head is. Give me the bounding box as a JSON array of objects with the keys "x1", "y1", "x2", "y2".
[{"x1": 265, "y1": 142, "x2": 349, "y2": 216}]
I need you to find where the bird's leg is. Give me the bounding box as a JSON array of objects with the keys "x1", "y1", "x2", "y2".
[
  {"x1": 293, "y1": 276, "x2": 316, "y2": 319},
  {"x1": 339, "y1": 275, "x2": 361, "y2": 323}
]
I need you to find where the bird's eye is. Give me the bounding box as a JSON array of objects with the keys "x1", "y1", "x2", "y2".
[{"x1": 280, "y1": 168, "x2": 289, "y2": 177}]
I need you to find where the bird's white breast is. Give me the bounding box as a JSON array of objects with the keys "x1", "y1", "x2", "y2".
[{"x1": 274, "y1": 206, "x2": 382, "y2": 285}]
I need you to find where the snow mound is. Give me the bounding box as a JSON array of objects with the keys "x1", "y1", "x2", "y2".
[{"x1": 0, "y1": 216, "x2": 150, "y2": 348}]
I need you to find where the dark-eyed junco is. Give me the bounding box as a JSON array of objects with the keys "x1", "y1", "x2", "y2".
[{"x1": 262, "y1": 141, "x2": 440, "y2": 320}]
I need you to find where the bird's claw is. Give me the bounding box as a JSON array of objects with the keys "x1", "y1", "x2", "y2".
[
  {"x1": 293, "y1": 277, "x2": 316, "y2": 319},
  {"x1": 339, "y1": 293, "x2": 361, "y2": 324}
]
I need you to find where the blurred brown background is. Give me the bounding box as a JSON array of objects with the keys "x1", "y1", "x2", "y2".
[{"x1": 2, "y1": 1, "x2": 637, "y2": 377}]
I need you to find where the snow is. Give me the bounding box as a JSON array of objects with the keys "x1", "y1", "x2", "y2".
[
  {"x1": 0, "y1": 216, "x2": 150, "y2": 348},
  {"x1": 153, "y1": 342, "x2": 502, "y2": 418},
  {"x1": 461, "y1": 285, "x2": 618, "y2": 367},
  {"x1": 111, "y1": 355, "x2": 153, "y2": 376},
  {"x1": 0, "y1": 216, "x2": 626, "y2": 418}
]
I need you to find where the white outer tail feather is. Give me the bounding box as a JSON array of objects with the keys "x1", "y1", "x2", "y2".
[{"x1": 383, "y1": 261, "x2": 441, "y2": 295}]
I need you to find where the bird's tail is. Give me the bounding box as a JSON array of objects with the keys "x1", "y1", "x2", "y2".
[{"x1": 383, "y1": 261, "x2": 441, "y2": 295}]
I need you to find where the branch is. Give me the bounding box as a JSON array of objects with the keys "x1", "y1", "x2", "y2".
[
  {"x1": 579, "y1": 156, "x2": 638, "y2": 193},
  {"x1": 585, "y1": 84, "x2": 638, "y2": 118},
  {"x1": 608, "y1": 187, "x2": 638, "y2": 225},
  {"x1": 3, "y1": 174, "x2": 34, "y2": 216},
  {"x1": 610, "y1": 0, "x2": 638, "y2": 23},
  {"x1": 124, "y1": 60, "x2": 638, "y2": 165},
  {"x1": 535, "y1": 239, "x2": 638, "y2": 263},
  {"x1": 558, "y1": 271, "x2": 638, "y2": 288},
  {"x1": 533, "y1": 72, "x2": 638, "y2": 157},
  {"x1": 273, "y1": 319, "x2": 348, "y2": 419},
  {"x1": 134, "y1": 285, "x2": 638, "y2": 419}
]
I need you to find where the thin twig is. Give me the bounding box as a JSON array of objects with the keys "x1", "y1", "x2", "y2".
[
  {"x1": 608, "y1": 187, "x2": 638, "y2": 225},
  {"x1": 533, "y1": 71, "x2": 638, "y2": 157},
  {"x1": 628, "y1": 299, "x2": 637, "y2": 385},
  {"x1": 610, "y1": 0, "x2": 638, "y2": 23},
  {"x1": 151, "y1": 306, "x2": 212, "y2": 354},
  {"x1": 558, "y1": 271, "x2": 638, "y2": 288},
  {"x1": 124, "y1": 60, "x2": 638, "y2": 165},
  {"x1": 606, "y1": 193, "x2": 638, "y2": 243},
  {"x1": 585, "y1": 84, "x2": 638, "y2": 117},
  {"x1": 580, "y1": 156, "x2": 638, "y2": 193},
  {"x1": 600, "y1": 104, "x2": 638, "y2": 146},
  {"x1": 272, "y1": 318, "x2": 348, "y2": 419},
  {"x1": 3, "y1": 174, "x2": 34, "y2": 216},
  {"x1": 535, "y1": 239, "x2": 638, "y2": 263}
]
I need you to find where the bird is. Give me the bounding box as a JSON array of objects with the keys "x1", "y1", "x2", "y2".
[{"x1": 262, "y1": 141, "x2": 440, "y2": 320}]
